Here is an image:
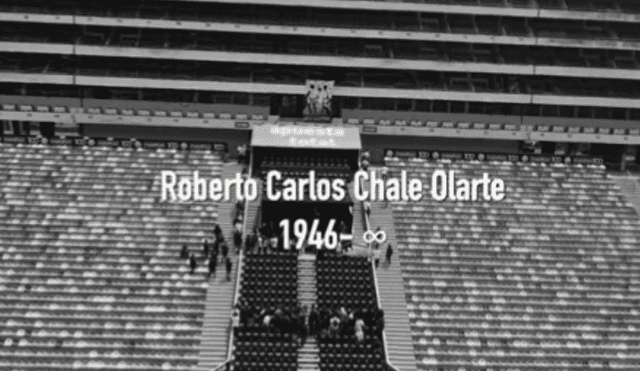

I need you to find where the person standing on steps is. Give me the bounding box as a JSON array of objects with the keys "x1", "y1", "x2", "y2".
[
  {"x1": 237, "y1": 144, "x2": 247, "y2": 164},
  {"x1": 364, "y1": 201, "x2": 371, "y2": 219},
  {"x1": 189, "y1": 253, "x2": 197, "y2": 274},
  {"x1": 381, "y1": 165, "x2": 389, "y2": 208},
  {"x1": 221, "y1": 239, "x2": 229, "y2": 262},
  {"x1": 180, "y1": 244, "x2": 188, "y2": 259},
  {"x1": 381, "y1": 165, "x2": 388, "y2": 181},
  {"x1": 308, "y1": 305, "x2": 319, "y2": 336},
  {"x1": 385, "y1": 243, "x2": 393, "y2": 266},
  {"x1": 214, "y1": 224, "x2": 222, "y2": 239},
  {"x1": 297, "y1": 306, "x2": 308, "y2": 347},
  {"x1": 203, "y1": 239, "x2": 210, "y2": 261},
  {"x1": 225, "y1": 257, "x2": 233, "y2": 281},
  {"x1": 233, "y1": 228, "x2": 242, "y2": 253},
  {"x1": 211, "y1": 240, "x2": 219, "y2": 265},
  {"x1": 354, "y1": 317, "x2": 365, "y2": 343},
  {"x1": 208, "y1": 254, "x2": 216, "y2": 278}
]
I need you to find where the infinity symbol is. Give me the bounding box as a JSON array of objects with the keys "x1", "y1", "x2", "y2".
[{"x1": 363, "y1": 230, "x2": 387, "y2": 244}]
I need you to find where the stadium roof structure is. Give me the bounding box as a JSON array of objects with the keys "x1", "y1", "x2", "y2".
[{"x1": 251, "y1": 124, "x2": 361, "y2": 150}]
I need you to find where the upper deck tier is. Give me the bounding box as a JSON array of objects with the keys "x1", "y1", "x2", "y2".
[{"x1": 3, "y1": 0, "x2": 640, "y2": 23}]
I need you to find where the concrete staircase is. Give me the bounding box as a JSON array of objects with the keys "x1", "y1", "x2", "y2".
[
  {"x1": 368, "y1": 199, "x2": 417, "y2": 371},
  {"x1": 298, "y1": 253, "x2": 319, "y2": 371},
  {"x1": 611, "y1": 175, "x2": 640, "y2": 216},
  {"x1": 298, "y1": 338, "x2": 319, "y2": 371},
  {"x1": 358, "y1": 165, "x2": 416, "y2": 371},
  {"x1": 196, "y1": 162, "x2": 244, "y2": 370}
]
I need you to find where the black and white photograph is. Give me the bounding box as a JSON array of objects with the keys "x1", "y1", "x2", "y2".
[{"x1": 2, "y1": 0, "x2": 640, "y2": 371}]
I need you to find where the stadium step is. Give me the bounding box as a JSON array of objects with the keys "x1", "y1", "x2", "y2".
[
  {"x1": 366, "y1": 168, "x2": 417, "y2": 371},
  {"x1": 298, "y1": 254, "x2": 319, "y2": 371},
  {"x1": 197, "y1": 162, "x2": 243, "y2": 371},
  {"x1": 298, "y1": 253, "x2": 317, "y2": 308},
  {"x1": 611, "y1": 175, "x2": 640, "y2": 217},
  {"x1": 298, "y1": 335, "x2": 320, "y2": 371}
]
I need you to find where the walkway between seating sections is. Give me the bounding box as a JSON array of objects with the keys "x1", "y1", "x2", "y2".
[
  {"x1": 368, "y1": 199, "x2": 417, "y2": 371},
  {"x1": 197, "y1": 162, "x2": 243, "y2": 370},
  {"x1": 298, "y1": 253, "x2": 319, "y2": 371}
]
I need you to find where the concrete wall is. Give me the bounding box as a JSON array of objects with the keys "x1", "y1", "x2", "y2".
[
  {"x1": 361, "y1": 135, "x2": 518, "y2": 163},
  {"x1": 82, "y1": 124, "x2": 251, "y2": 157},
  {"x1": 343, "y1": 108, "x2": 640, "y2": 129}
]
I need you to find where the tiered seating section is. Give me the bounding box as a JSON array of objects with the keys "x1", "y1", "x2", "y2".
[
  {"x1": 316, "y1": 255, "x2": 385, "y2": 371},
  {"x1": 0, "y1": 143, "x2": 222, "y2": 371},
  {"x1": 317, "y1": 255, "x2": 377, "y2": 309},
  {"x1": 233, "y1": 252, "x2": 298, "y2": 371},
  {"x1": 388, "y1": 157, "x2": 640, "y2": 370},
  {"x1": 239, "y1": 253, "x2": 298, "y2": 309}
]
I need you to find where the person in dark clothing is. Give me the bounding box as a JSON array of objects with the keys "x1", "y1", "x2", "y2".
[
  {"x1": 225, "y1": 257, "x2": 232, "y2": 281},
  {"x1": 208, "y1": 255, "x2": 216, "y2": 278},
  {"x1": 189, "y1": 253, "x2": 197, "y2": 274},
  {"x1": 386, "y1": 243, "x2": 393, "y2": 266},
  {"x1": 180, "y1": 244, "x2": 188, "y2": 259},
  {"x1": 259, "y1": 222, "x2": 269, "y2": 238},
  {"x1": 258, "y1": 223, "x2": 269, "y2": 254},
  {"x1": 246, "y1": 227, "x2": 258, "y2": 252},
  {"x1": 203, "y1": 240, "x2": 210, "y2": 261},
  {"x1": 308, "y1": 305, "x2": 319, "y2": 336},
  {"x1": 211, "y1": 241, "x2": 219, "y2": 265},
  {"x1": 237, "y1": 144, "x2": 247, "y2": 164},
  {"x1": 221, "y1": 240, "x2": 229, "y2": 260},
  {"x1": 214, "y1": 224, "x2": 222, "y2": 240},
  {"x1": 298, "y1": 309, "x2": 308, "y2": 347},
  {"x1": 235, "y1": 199, "x2": 244, "y2": 216},
  {"x1": 233, "y1": 230, "x2": 242, "y2": 252},
  {"x1": 373, "y1": 246, "x2": 381, "y2": 268}
]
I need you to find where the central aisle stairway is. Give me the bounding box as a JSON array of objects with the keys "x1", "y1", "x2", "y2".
[
  {"x1": 298, "y1": 253, "x2": 319, "y2": 371},
  {"x1": 367, "y1": 174, "x2": 417, "y2": 371},
  {"x1": 197, "y1": 162, "x2": 243, "y2": 370}
]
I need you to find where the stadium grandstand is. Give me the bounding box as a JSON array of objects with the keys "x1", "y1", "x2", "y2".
[{"x1": 2, "y1": 0, "x2": 640, "y2": 371}]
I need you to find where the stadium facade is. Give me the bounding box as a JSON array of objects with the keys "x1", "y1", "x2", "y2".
[{"x1": 1, "y1": 0, "x2": 640, "y2": 168}]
